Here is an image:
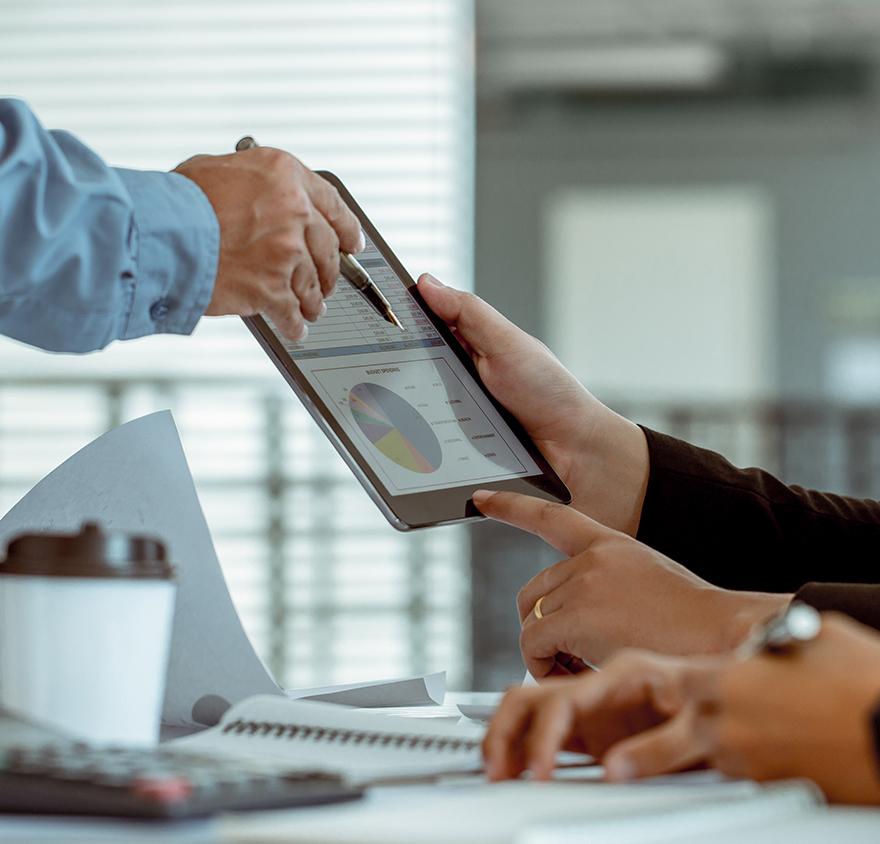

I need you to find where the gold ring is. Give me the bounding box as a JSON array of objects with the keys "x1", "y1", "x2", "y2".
[{"x1": 534, "y1": 596, "x2": 546, "y2": 619}]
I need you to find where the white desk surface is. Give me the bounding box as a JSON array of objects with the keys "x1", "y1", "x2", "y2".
[{"x1": 3, "y1": 698, "x2": 880, "y2": 844}]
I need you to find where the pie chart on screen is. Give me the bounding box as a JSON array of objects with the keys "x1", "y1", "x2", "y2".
[{"x1": 349, "y1": 382, "x2": 443, "y2": 474}]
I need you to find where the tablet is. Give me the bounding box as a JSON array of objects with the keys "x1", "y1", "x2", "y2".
[{"x1": 244, "y1": 172, "x2": 570, "y2": 530}]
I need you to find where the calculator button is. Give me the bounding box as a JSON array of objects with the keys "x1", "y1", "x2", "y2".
[{"x1": 132, "y1": 776, "x2": 193, "y2": 803}]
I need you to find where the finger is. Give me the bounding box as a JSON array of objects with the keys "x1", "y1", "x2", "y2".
[
  {"x1": 554, "y1": 654, "x2": 590, "y2": 675},
  {"x1": 524, "y1": 694, "x2": 576, "y2": 780},
  {"x1": 290, "y1": 255, "x2": 323, "y2": 322},
  {"x1": 524, "y1": 585, "x2": 564, "y2": 620},
  {"x1": 603, "y1": 708, "x2": 707, "y2": 782},
  {"x1": 526, "y1": 657, "x2": 667, "y2": 759},
  {"x1": 472, "y1": 490, "x2": 605, "y2": 557},
  {"x1": 678, "y1": 659, "x2": 725, "y2": 706},
  {"x1": 305, "y1": 219, "x2": 340, "y2": 299},
  {"x1": 264, "y1": 296, "x2": 308, "y2": 343},
  {"x1": 304, "y1": 170, "x2": 363, "y2": 254},
  {"x1": 692, "y1": 704, "x2": 723, "y2": 758},
  {"x1": 546, "y1": 660, "x2": 576, "y2": 677},
  {"x1": 707, "y1": 720, "x2": 751, "y2": 780},
  {"x1": 417, "y1": 274, "x2": 525, "y2": 358},
  {"x1": 449, "y1": 326, "x2": 475, "y2": 359},
  {"x1": 520, "y1": 609, "x2": 584, "y2": 680},
  {"x1": 517, "y1": 561, "x2": 582, "y2": 622},
  {"x1": 482, "y1": 690, "x2": 541, "y2": 781}
]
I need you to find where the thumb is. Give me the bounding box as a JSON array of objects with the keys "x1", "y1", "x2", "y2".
[
  {"x1": 417, "y1": 274, "x2": 524, "y2": 358},
  {"x1": 472, "y1": 490, "x2": 606, "y2": 556}
]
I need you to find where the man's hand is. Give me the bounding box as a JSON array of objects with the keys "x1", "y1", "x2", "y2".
[
  {"x1": 472, "y1": 489, "x2": 791, "y2": 675},
  {"x1": 483, "y1": 649, "x2": 725, "y2": 782},
  {"x1": 417, "y1": 276, "x2": 649, "y2": 536},
  {"x1": 175, "y1": 148, "x2": 363, "y2": 341},
  {"x1": 714, "y1": 614, "x2": 880, "y2": 804}
]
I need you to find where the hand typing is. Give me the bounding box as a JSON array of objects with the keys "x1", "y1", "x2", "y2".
[{"x1": 484, "y1": 614, "x2": 880, "y2": 805}]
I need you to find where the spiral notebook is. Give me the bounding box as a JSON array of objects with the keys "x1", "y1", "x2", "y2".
[{"x1": 171, "y1": 695, "x2": 484, "y2": 785}]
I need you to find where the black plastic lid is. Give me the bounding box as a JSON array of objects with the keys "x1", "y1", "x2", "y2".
[{"x1": 0, "y1": 522, "x2": 173, "y2": 580}]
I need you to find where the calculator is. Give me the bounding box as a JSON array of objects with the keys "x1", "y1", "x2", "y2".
[{"x1": 0, "y1": 741, "x2": 363, "y2": 819}]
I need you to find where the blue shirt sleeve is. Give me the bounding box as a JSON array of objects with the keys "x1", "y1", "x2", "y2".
[{"x1": 0, "y1": 98, "x2": 219, "y2": 353}]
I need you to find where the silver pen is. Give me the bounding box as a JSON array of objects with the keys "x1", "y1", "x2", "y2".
[{"x1": 235, "y1": 136, "x2": 404, "y2": 331}]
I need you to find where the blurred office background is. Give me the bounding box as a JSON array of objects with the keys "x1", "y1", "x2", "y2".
[{"x1": 4, "y1": 0, "x2": 880, "y2": 691}]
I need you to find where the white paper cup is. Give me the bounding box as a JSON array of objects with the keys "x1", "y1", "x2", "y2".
[{"x1": 0, "y1": 523, "x2": 175, "y2": 745}]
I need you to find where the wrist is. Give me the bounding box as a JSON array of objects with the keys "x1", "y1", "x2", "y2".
[
  {"x1": 716, "y1": 590, "x2": 794, "y2": 652},
  {"x1": 568, "y1": 406, "x2": 649, "y2": 537}
]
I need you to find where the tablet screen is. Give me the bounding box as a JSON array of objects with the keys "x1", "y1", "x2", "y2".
[{"x1": 263, "y1": 234, "x2": 541, "y2": 497}]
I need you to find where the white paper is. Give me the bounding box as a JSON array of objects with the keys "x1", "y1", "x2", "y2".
[
  {"x1": 0, "y1": 412, "x2": 452, "y2": 732},
  {"x1": 0, "y1": 412, "x2": 280, "y2": 728},
  {"x1": 290, "y1": 672, "x2": 445, "y2": 707},
  {"x1": 455, "y1": 692, "x2": 503, "y2": 722},
  {"x1": 519, "y1": 783, "x2": 821, "y2": 844},
  {"x1": 220, "y1": 779, "x2": 817, "y2": 844}
]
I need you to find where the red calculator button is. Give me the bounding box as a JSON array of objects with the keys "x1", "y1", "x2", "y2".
[{"x1": 132, "y1": 776, "x2": 193, "y2": 803}]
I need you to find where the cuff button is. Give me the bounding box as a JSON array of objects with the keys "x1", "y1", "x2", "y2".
[{"x1": 149, "y1": 298, "x2": 171, "y2": 322}]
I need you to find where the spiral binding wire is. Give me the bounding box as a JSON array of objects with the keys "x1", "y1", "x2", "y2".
[{"x1": 220, "y1": 719, "x2": 479, "y2": 753}]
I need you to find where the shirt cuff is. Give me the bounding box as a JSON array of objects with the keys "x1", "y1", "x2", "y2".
[{"x1": 114, "y1": 169, "x2": 219, "y2": 339}]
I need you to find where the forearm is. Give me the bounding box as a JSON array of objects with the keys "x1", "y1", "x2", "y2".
[
  {"x1": 637, "y1": 428, "x2": 880, "y2": 593},
  {"x1": 0, "y1": 99, "x2": 218, "y2": 352}
]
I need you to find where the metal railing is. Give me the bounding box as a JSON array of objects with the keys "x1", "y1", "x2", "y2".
[
  {"x1": 6, "y1": 377, "x2": 879, "y2": 691},
  {"x1": 618, "y1": 400, "x2": 880, "y2": 498}
]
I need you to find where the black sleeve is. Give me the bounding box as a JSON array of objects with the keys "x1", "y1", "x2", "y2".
[
  {"x1": 794, "y1": 583, "x2": 880, "y2": 632},
  {"x1": 636, "y1": 427, "x2": 880, "y2": 594}
]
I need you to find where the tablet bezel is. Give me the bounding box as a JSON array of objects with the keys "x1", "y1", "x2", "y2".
[{"x1": 243, "y1": 171, "x2": 571, "y2": 530}]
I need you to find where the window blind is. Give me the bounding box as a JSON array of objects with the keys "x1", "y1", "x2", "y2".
[{"x1": 0, "y1": 0, "x2": 474, "y2": 689}]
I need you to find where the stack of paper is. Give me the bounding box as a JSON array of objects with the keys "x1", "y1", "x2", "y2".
[{"x1": 220, "y1": 777, "x2": 821, "y2": 844}]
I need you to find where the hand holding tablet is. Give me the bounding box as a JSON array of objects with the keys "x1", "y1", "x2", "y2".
[{"x1": 245, "y1": 172, "x2": 569, "y2": 529}]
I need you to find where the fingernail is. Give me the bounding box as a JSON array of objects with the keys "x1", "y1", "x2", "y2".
[
  {"x1": 421, "y1": 274, "x2": 444, "y2": 287},
  {"x1": 605, "y1": 756, "x2": 636, "y2": 782},
  {"x1": 527, "y1": 760, "x2": 549, "y2": 780},
  {"x1": 356, "y1": 230, "x2": 366, "y2": 252},
  {"x1": 319, "y1": 301, "x2": 328, "y2": 317},
  {"x1": 472, "y1": 489, "x2": 495, "y2": 506},
  {"x1": 296, "y1": 325, "x2": 309, "y2": 342}
]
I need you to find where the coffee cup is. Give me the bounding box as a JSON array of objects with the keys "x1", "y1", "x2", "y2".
[{"x1": 0, "y1": 522, "x2": 175, "y2": 745}]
